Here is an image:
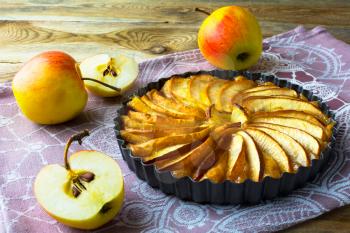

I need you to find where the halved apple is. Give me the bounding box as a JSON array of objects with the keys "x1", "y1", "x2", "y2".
[
  {"x1": 80, "y1": 54, "x2": 138, "y2": 97},
  {"x1": 245, "y1": 128, "x2": 291, "y2": 173},
  {"x1": 34, "y1": 131, "x2": 124, "y2": 230}
]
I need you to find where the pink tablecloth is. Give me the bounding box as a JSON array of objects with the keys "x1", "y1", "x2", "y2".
[{"x1": 1, "y1": 26, "x2": 350, "y2": 233}]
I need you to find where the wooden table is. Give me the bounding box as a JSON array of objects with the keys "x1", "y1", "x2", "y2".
[{"x1": 1, "y1": 1, "x2": 349, "y2": 232}]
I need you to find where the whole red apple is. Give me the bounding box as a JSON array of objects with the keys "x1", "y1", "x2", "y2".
[{"x1": 198, "y1": 6, "x2": 263, "y2": 70}]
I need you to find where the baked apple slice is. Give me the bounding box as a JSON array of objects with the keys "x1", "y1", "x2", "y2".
[
  {"x1": 242, "y1": 96, "x2": 327, "y2": 123},
  {"x1": 216, "y1": 78, "x2": 256, "y2": 112},
  {"x1": 128, "y1": 96, "x2": 161, "y2": 115},
  {"x1": 120, "y1": 130, "x2": 151, "y2": 144},
  {"x1": 149, "y1": 90, "x2": 206, "y2": 119},
  {"x1": 170, "y1": 77, "x2": 194, "y2": 106},
  {"x1": 251, "y1": 116, "x2": 326, "y2": 140},
  {"x1": 206, "y1": 79, "x2": 229, "y2": 105},
  {"x1": 248, "y1": 126, "x2": 309, "y2": 168},
  {"x1": 245, "y1": 128, "x2": 291, "y2": 173},
  {"x1": 236, "y1": 131, "x2": 262, "y2": 182},
  {"x1": 233, "y1": 88, "x2": 298, "y2": 104},
  {"x1": 248, "y1": 123, "x2": 321, "y2": 159},
  {"x1": 188, "y1": 74, "x2": 215, "y2": 108},
  {"x1": 156, "y1": 137, "x2": 215, "y2": 172},
  {"x1": 199, "y1": 150, "x2": 228, "y2": 183},
  {"x1": 129, "y1": 127, "x2": 210, "y2": 157},
  {"x1": 226, "y1": 134, "x2": 248, "y2": 183},
  {"x1": 230, "y1": 104, "x2": 248, "y2": 124}
]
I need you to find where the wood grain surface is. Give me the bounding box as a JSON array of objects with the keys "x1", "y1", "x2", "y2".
[{"x1": 1, "y1": 0, "x2": 350, "y2": 232}]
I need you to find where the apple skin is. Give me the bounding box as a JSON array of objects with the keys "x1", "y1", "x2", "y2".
[
  {"x1": 34, "y1": 150, "x2": 124, "y2": 230},
  {"x1": 198, "y1": 6, "x2": 263, "y2": 70},
  {"x1": 12, "y1": 51, "x2": 88, "y2": 124}
]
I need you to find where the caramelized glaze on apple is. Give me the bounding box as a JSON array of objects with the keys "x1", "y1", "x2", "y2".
[{"x1": 121, "y1": 74, "x2": 335, "y2": 183}]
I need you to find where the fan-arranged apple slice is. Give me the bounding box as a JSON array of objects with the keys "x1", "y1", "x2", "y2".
[
  {"x1": 226, "y1": 134, "x2": 248, "y2": 182},
  {"x1": 248, "y1": 122, "x2": 321, "y2": 160},
  {"x1": 248, "y1": 126, "x2": 309, "y2": 169},
  {"x1": 251, "y1": 116, "x2": 326, "y2": 140},
  {"x1": 233, "y1": 87, "x2": 297, "y2": 104},
  {"x1": 242, "y1": 96, "x2": 328, "y2": 123},
  {"x1": 34, "y1": 131, "x2": 124, "y2": 230},
  {"x1": 236, "y1": 131, "x2": 262, "y2": 182},
  {"x1": 80, "y1": 54, "x2": 138, "y2": 97},
  {"x1": 148, "y1": 90, "x2": 206, "y2": 119},
  {"x1": 206, "y1": 79, "x2": 229, "y2": 105},
  {"x1": 216, "y1": 77, "x2": 256, "y2": 112},
  {"x1": 188, "y1": 74, "x2": 216, "y2": 108},
  {"x1": 245, "y1": 128, "x2": 291, "y2": 173},
  {"x1": 200, "y1": 150, "x2": 228, "y2": 183},
  {"x1": 129, "y1": 127, "x2": 210, "y2": 157},
  {"x1": 231, "y1": 104, "x2": 248, "y2": 124}
]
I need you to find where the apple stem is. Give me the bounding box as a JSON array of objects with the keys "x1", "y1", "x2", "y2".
[
  {"x1": 195, "y1": 7, "x2": 211, "y2": 16},
  {"x1": 81, "y1": 78, "x2": 121, "y2": 92},
  {"x1": 64, "y1": 130, "x2": 90, "y2": 171}
]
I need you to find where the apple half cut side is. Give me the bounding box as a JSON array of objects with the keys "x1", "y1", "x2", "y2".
[
  {"x1": 80, "y1": 54, "x2": 139, "y2": 97},
  {"x1": 34, "y1": 130, "x2": 124, "y2": 230}
]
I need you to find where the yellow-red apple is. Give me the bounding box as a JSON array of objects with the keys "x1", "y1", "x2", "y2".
[
  {"x1": 12, "y1": 51, "x2": 88, "y2": 124},
  {"x1": 198, "y1": 6, "x2": 263, "y2": 70}
]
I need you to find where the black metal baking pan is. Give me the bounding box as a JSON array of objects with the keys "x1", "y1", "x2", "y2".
[{"x1": 114, "y1": 70, "x2": 337, "y2": 204}]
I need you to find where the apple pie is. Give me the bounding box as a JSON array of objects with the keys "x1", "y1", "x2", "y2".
[{"x1": 120, "y1": 74, "x2": 335, "y2": 184}]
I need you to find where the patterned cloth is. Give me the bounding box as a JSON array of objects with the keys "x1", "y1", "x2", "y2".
[{"x1": 0, "y1": 26, "x2": 349, "y2": 233}]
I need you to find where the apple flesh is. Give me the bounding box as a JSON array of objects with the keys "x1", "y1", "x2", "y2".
[
  {"x1": 80, "y1": 54, "x2": 139, "y2": 97},
  {"x1": 197, "y1": 6, "x2": 263, "y2": 70},
  {"x1": 34, "y1": 131, "x2": 124, "y2": 230},
  {"x1": 12, "y1": 51, "x2": 88, "y2": 124}
]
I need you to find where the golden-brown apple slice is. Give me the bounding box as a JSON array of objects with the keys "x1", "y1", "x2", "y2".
[
  {"x1": 122, "y1": 116, "x2": 155, "y2": 130},
  {"x1": 245, "y1": 128, "x2": 291, "y2": 173},
  {"x1": 242, "y1": 96, "x2": 327, "y2": 123},
  {"x1": 231, "y1": 104, "x2": 248, "y2": 124},
  {"x1": 127, "y1": 111, "x2": 157, "y2": 124},
  {"x1": 216, "y1": 79, "x2": 256, "y2": 112},
  {"x1": 120, "y1": 130, "x2": 151, "y2": 144},
  {"x1": 248, "y1": 126, "x2": 309, "y2": 168},
  {"x1": 251, "y1": 116, "x2": 326, "y2": 140},
  {"x1": 149, "y1": 90, "x2": 206, "y2": 119},
  {"x1": 236, "y1": 131, "x2": 262, "y2": 182},
  {"x1": 188, "y1": 74, "x2": 215, "y2": 108},
  {"x1": 243, "y1": 84, "x2": 278, "y2": 93},
  {"x1": 226, "y1": 134, "x2": 248, "y2": 183},
  {"x1": 144, "y1": 140, "x2": 202, "y2": 163},
  {"x1": 262, "y1": 153, "x2": 281, "y2": 178},
  {"x1": 140, "y1": 95, "x2": 193, "y2": 119},
  {"x1": 251, "y1": 110, "x2": 323, "y2": 127},
  {"x1": 207, "y1": 79, "x2": 229, "y2": 105},
  {"x1": 170, "y1": 77, "x2": 197, "y2": 106},
  {"x1": 233, "y1": 88, "x2": 298, "y2": 104},
  {"x1": 248, "y1": 123, "x2": 321, "y2": 159},
  {"x1": 124, "y1": 125, "x2": 207, "y2": 138},
  {"x1": 161, "y1": 78, "x2": 174, "y2": 99},
  {"x1": 207, "y1": 105, "x2": 231, "y2": 125},
  {"x1": 200, "y1": 150, "x2": 228, "y2": 183},
  {"x1": 128, "y1": 96, "x2": 162, "y2": 115},
  {"x1": 129, "y1": 127, "x2": 210, "y2": 157},
  {"x1": 192, "y1": 148, "x2": 218, "y2": 181},
  {"x1": 156, "y1": 136, "x2": 215, "y2": 172}
]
